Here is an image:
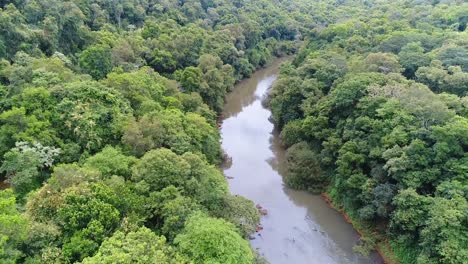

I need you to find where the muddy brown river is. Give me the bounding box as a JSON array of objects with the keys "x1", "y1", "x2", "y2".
[{"x1": 221, "y1": 58, "x2": 384, "y2": 264}]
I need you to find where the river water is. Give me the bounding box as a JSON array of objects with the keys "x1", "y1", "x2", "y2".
[{"x1": 221, "y1": 58, "x2": 383, "y2": 264}]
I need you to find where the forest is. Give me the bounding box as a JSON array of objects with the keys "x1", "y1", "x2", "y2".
[
  {"x1": 269, "y1": 0, "x2": 468, "y2": 264},
  {"x1": 0, "y1": 0, "x2": 466, "y2": 263},
  {"x1": 0, "y1": 0, "x2": 305, "y2": 263}
]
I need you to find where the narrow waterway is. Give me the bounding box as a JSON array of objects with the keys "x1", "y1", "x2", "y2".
[{"x1": 221, "y1": 58, "x2": 383, "y2": 264}]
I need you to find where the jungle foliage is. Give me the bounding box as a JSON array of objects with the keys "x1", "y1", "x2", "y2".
[
  {"x1": 1, "y1": 0, "x2": 467, "y2": 263},
  {"x1": 270, "y1": 1, "x2": 468, "y2": 263},
  {"x1": 0, "y1": 0, "x2": 308, "y2": 263}
]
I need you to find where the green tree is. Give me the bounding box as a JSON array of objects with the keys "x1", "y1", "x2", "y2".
[
  {"x1": 196, "y1": 54, "x2": 235, "y2": 112},
  {"x1": 270, "y1": 76, "x2": 306, "y2": 128},
  {"x1": 150, "y1": 49, "x2": 177, "y2": 73},
  {"x1": 1, "y1": 145, "x2": 41, "y2": 198},
  {"x1": 391, "y1": 189, "x2": 431, "y2": 235},
  {"x1": 58, "y1": 184, "x2": 121, "y2": 262},
  {"x1": 0, "y1": 189, "x2": 28, "y2": 263},
  {"x1": 285, "y1": 142, "x2": 326, "y2": 193},
  {"x1": 418, "y1": 195, "x2": 468, "y2": 264},
  {"x1": 79, "y1": 44, "x2": 113, "y2": 80},
  {"x1": 177, "y1": 66, "x2": 204, "y2": 93},
  {"x1": 0, "y1": 4, "x2": 31, "y2": 60},
  {"x1": 436, "y1": 45, "x2": 468, "y2": 71},
  {"x1": 0, "y1": 142, "x2": 59, "y2": 199},
  {"x1": 55, "y1": 80, "x2": 132, "y2": 153},
  {"x1": 0, "y1": 107, "x2": 57, "y2": 158},
  {"x1": 103, "y1": 67, "x2": 175, "y2": 116},
  {"x1": 81, "y1": 227, "x2": 187, "y2": 264},
  {"x1": 131, "y1": 148, "x2": 226, "y2": 205},
  {"x1": 122, "y1": 109, "x2": 220, "y2": 162},
  {"x1": 148, "y1": 186, "x2": 201, "y2": 240},
  {"x1": 365, "y1": 52, "x2": 403, "y2": 74},
  {"x1": 180, "y1": 152, "x2": 227, "y2": 208},
  {"x1": 213, "y1": 195, "x2": 260, "y2": 237},
  {"x1": 175, "y1": 212, "x2": 254, "y2": 264},
  {"x1": 131, "y1": 148, "x2": 191, "y2": 193},
  {"x1": 84, "y1": 146, "x2": 137, "y2": 179},
  {"x1": 398, "y1": 42, "x2": 431, "y2": 78}
]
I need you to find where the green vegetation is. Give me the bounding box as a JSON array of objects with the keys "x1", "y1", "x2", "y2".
[
  {"x1": 0, "y1": 0, "x2": 466, "y2": 263},
  {"x1": 81, "y1": 227, "x2": 188, "y2": 264},
  {"x1": 0, "y1": 0, "x2": 311, "y2": 263},
  {"x1": 270, "y1": 1, "x2": 468, "y2": 263},
  {"x1": 175, "y1": 212, "x2": 254, "y2": 264}
]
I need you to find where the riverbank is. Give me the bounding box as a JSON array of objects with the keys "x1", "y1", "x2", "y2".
[{"x1": 321, "y1": 193, "x2": 400, "y2": 264}]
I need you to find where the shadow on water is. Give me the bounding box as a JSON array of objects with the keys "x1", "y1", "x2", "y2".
[{"x1": 221, "y1": 58, "x2": 384, "y2": 264}]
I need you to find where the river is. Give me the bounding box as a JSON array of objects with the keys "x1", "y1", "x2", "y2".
[{"x1": 221, "y1": 58, "x2": 384, "y2": 264}]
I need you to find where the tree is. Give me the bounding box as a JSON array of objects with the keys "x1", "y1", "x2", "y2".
[
  {"x1": 180, "y1": 152, "x2": 227, "y2": 208},
  {"x1": 0, "y1": 107, "x2": 57, "y2": 158},
  {"x1": 297, "y1": 52, "x2": 347, "y2": 88},
  {"x1": 195, "y1": 54, "x2": 236, "y2": 112},
  {"x1": 176, "y1": 92, "x2": 216, "y2": 123},
  {"x1": 279, "y1": 119, "x2": 304, "y2": 147},
  {"x1": 398, "y1": 42, "x2": 431, "y2": 78},
  {"x1": 0, "y1": 189, "x2": 28, "y2": 263},
  {"x1": 183, "y1": 113, "x2": 221, "y2": 163},
  {"x1": 270, "y1": 76, "x2": 306, "y2": 128},
  {"x1": 149, "y1": 49, "x2": 176, "y2": 73},
  {"x1": 285, "y1": 142, "x2": 326, "y2": 193},
  {"x1": 2, "y1": 56, "x2": 79, "y2": 90},
  {"x1": 442, "y1": 66, "x2": 468, "y2": 96},
  {"x1": 418, "y1": 194, "x2": 468, "y2": 264},
  {"x1": 84, "y1": 146, "x2": 137, "y2": 179},
  {"x1": 122, "y1": 109, "x2": 220, "y2": 162},
  {"x1": 398, "y1": 83, "x2": 455, "y2": 128},
  {"x1": 0, "y1": 142, "x2": 60, "y2": 199},
  {"x1": 58, "y1": 184, "x2": 121, "y2": 262},
  {"x1": 111, "y1": 38, "x2": 145, "y2": 71},
  {"x1": 391, "y1": 189, "x2": 430, "y2": 235},
  {"x1": 131, "y1": 148, "x2": 191, "y2": 193},
  {"x1": 81, "y1": 227, "x2": 187, "y2": 264},
  {"x1": 416, "y1": 60, "x2": 450, "y2": 93},
  {"x1": 57, "y1": 1, "x2": 87, "y2": 54},
  {"x1": 436, "y1": 44, "x2": 468, "y2": 71},
  {"x1": 328, "y1": 72, "x2": 387, "y2": 119},
  {"x1": 103, "y1": 67, "x2": 175, "y2": 116},
  {"x1": 55, "y1": 80, "x2": 132, "y2": 153},
  {"x1": 21, "y1": 220, "x2": 62, "y2": 262},
  {"x1": 416, "y1": 61, "x2": 468, "y2": 96},
  {"x1": 175, "y1": 212, "x2": 253, "y2": 264},
  {"x1": 147, "y1": 186, "x2": 201, "y2": 240},
  {"x1": 79, "y1": 44, "x2": 113, "y2": 80},
  {"x1": 365, "y1": 52, "x2": 403, "y2": 74},
  {"x1": 1, "y1": 145, "x2": 41, "y2": 198},
  {"x1": 121, "y1": 116, "x2": 165, "y2": 157},
  {"x1": 177, "y1": 66, "x2": 204, "y2": 93},
  {"x1": 213, "y1": 195, "x2": 260, "y2": 237},
  {"x1": 131, "y1": 148, "x2": 226, "y2": 205},
  {"x1": 0, "y1": 4, "x2": 31, "y2": 60}
]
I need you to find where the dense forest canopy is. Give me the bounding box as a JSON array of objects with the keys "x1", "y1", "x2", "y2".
[
  {"x1": 0, "y1": 0, "x2": 306, "y2": 263},
  {"x1": 269, "y1": 0, "x2": 468, "y2": 264},
  {"x1": 0, "y1": 0, "x2": 467, "y2": 263}
]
